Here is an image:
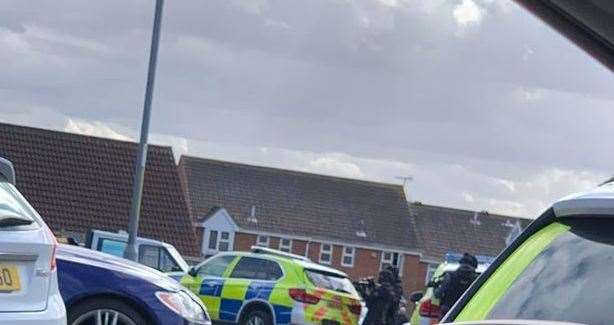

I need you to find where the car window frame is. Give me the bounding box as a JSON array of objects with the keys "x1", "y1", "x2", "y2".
[
  {"x1": 196, "y1": 254, "x2": 237, "y2": 278},
  {"x1": 229, "y1": 256, "x2": 284, "y2": 281},
  {"x1": 444, "y1": 208, "x2": 558, "y2": 322},
  {"x1": 138, "y1": 244, "x2": 162, "y2": 270}
]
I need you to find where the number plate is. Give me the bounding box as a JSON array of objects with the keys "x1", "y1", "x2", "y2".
[{"x1": 0, "y1": 265, "x2": 21, "y2": 292}]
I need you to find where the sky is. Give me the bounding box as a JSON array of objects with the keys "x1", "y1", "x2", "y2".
[{"x1": 1, "y1": 0, "x2": 613, "y2": 218}]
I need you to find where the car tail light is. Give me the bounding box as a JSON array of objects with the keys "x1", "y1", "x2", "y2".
[
  {"x1": 289, "y1": 288, "x2": 320, "y2": 304},
  {"x1": 45, "y1": 226, "x2": 58, "y2": 271},
  {"x1": 419, "y1": 299, "x2": 440, "y2": 319},
  {"x1": 348, "y1": 304, "x2": 362, "y2": 315}
]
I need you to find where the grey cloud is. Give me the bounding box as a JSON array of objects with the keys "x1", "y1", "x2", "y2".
[{"x1": 1, "y1": 0, "x2": 613, "y2": 216}]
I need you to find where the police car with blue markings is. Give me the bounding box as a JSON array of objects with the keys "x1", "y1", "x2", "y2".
[{"x1": 181, "y1": 247, "x2": 364, "y2": 325}]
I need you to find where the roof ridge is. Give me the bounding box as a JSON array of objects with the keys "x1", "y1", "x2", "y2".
[
  {"x1": 180, "y1": 155, "x2": 406, "y2": 191},
  {"x1": 410, "y1": 202, "x2": 528, "y2": 219},
  {"x1": 0, "y1": 121, "x2": 173, "y2": 151}
]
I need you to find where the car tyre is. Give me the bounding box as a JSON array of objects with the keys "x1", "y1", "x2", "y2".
[
  {"x1": 68, "y1": 297, "x2": 148, "y2": 325},
  {"x1": 240, "y1": 308, "x2": 273, "y2": 325}
]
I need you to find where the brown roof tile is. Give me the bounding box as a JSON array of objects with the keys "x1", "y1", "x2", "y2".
[
  {"x1": 178, "y1": 156, "x2": 416, "y2": 250},
  {"x1": 0, "y1": 122, "x2": 199, "y2": 257},
  {"x1": 410, "y1": 203, "x2": 531, "y2": 261}
]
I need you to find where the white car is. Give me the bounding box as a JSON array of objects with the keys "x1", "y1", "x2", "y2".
[
  {"x1": 0, "y1": 157, "x2": 66, "y2": 324},
  {"x1": 85, "y1": 229, "x2": 191, "y2": 280}
]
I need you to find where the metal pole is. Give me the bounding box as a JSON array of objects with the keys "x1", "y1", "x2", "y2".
[{"x1": 125, "y1": 0, "x2": 164, "y2": 261}]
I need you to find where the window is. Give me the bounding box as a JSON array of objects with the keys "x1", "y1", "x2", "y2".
[
  {"x1": 230, "y1": 257, "x2": 283, "y2": 280},
  {"x1": 425, "y1": 263, "x2": 438, "y2": 285},
  {"x1": 207, "y1": 230, "x2": 231, "y2": 252},
  {"x1": 279, "y1": 238, "x2": 292, "y2": 253},
  {"x1": 197, "y1": 255, "x2": 236, "y2": 277},
  {"x1": 208, "y1": 230, "x2": 218, "y2": 250},
  {"x1": 0, "y1": 182, "x2": 38, "y2": 229},
  {"x1": 219, "y1": 231, "x2": 230, "y2": 251},
  {"x1": 319, "y1": 243, "x2": 333, "y2": 265},
  {"x1": 159, "y1": 249, "x2": 182, "y2": 272},
  {"x1": 305, "y1": 269, "x2": 359, "y2": 297},
  {"x1": 381, "y1": 251, "x2": 401, "y2": 270},
  {"x1": 256, "y1": 235, "x2": 269, "y2": 247},
  {"x1": 461, "y1": 218, "x2": 614, "y2": 324},
  {"x1": 98, "y1": 238, "x2": 127, "y2": 257},
  {"x1": 139, "y1": 245, "x2": 160, "y2": 270},
  {"x1": 341, "y1": 246, "x2": 355, "y2": 267}
]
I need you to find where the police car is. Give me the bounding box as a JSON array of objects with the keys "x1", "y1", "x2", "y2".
[
  {"x1": 181, "y1": 246, "x2": 363, "y2": 325},
  {"x1": 408, "y1": 253, "x2": 492, "y2": 325},
  {"x1": 442, "y1": 182, "x2": 614, "y2": 324}
]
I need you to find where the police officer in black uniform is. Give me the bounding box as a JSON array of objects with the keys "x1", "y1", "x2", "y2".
[{"x1": 434, "y1": 253, "x2": 479, "y2": 319}]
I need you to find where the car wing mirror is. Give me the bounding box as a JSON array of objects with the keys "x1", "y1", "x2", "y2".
[
  {"x1": 188, "y1": 266, "x2": 198, "y2": 277},
  {"x1": 409, "y1": 290, "x2": 424, "y2": 303}
]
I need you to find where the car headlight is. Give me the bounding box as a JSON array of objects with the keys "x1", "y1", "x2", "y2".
[{"x1": 156, "y1": 290, "x2": 211, "y2": 324}]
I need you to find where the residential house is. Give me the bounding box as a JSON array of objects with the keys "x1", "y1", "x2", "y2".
[
  {"x1": 178, "y1": 156, "x2": 530, "y2": 295},
  {"x1": 0, "y1": 122, "x2": 200, "y2": 258},
  {"x1": 178, "y1": 156, "x2": 426, "y2": 294},
  {"x1": 410, "y1": 202, "x2": 530, "y2": 284}
]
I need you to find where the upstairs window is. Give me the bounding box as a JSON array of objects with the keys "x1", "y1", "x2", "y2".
[
  {"x1": 279, "y1": 238, "x2": 292, "y2": 253},
  {"x1": 342, "y1": 246, "x2": 355, "y2": 267},
  {"x1": 208, "y1": 230, "x2": 231, "y2": 252},
  {"x1": 320, "y1": 243, "x2": 333, "y2": 265},
  {"x1": 256, "y1": 235, "x2": 269, "y2": 247},
  {"x1": 381, "y1": 251, "x2": 402, "y2": 271}
]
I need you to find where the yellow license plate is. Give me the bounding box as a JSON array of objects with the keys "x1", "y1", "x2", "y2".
[{"x1": 0, "y1": 265, "x2": 20, "y2": 292}]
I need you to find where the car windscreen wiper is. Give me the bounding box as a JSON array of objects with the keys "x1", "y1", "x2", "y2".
[{"x1": 0, "y1": 213, "x2": 33, "y2": 228}]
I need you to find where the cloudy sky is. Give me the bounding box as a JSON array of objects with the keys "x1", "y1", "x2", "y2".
[{"x1": 1, "y1": 0, "x2": 613, "y2": 218}]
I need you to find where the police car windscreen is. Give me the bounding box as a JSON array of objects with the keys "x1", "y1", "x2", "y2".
[
  {"x1": 485, "y1": 218, "x2": 614, "y2": 325},
  {"x1": 305, "y1": 269, "x2": 359, "y2": 297}
]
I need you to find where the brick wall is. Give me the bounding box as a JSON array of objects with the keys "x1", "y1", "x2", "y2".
[{"x1": 232, "y1": 232, "x2": 428, "y2": 296}]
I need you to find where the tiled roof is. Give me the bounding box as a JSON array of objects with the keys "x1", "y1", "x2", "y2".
[
  {"x1": 178, "y1": 156, "x2": 416, "y2": 251},
  {"x1": 410, "y1": 202, "x2": 531, "y2": 262},
  {"x1": 0, "y1": 123, "x2": 199, "y2": 257}
]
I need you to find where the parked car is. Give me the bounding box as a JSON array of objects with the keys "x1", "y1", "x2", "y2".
[
  {"x1": 0, "y1": 157, "x2": 66, "y2": 324},
  {"x1": 58, "y1": 243, "x2": 210, "y2": 325},
  {"x1": 85, "y1": 229, "x2": 190, "y2": 279},
  {"x1": 409, "y1": 253, "x2": 492, "y2": 325},
  {"x1": 181, "y1": 246, "x2": 363, "y2": 325},
  {"x1": 443, "y1": 182, "x2": 614, "y2": 324}
]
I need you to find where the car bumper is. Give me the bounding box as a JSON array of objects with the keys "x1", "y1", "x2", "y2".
[{"x1": 0, "y1": 291, "x2": 66, "y2": 324}]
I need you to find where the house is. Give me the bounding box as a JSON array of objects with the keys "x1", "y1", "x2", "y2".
[
  {"x1": 0, "y1": 122, "x2": 200, "y2": 258},
  {"x1": 410, "y1": 202, "x2": 530, "y2": 284},
  {"x1": 178, "y1": 155, "x2": 530, "y2": 295},
  {"x1": 178, "y1": 156, "x2": 426, "y2": 294}
]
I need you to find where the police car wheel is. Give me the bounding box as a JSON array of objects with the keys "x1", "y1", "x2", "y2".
[
  {"x1": 241, "y1": 309, "x2": 273, "y2": 325},
  {"x1": 68, "y1": 297, "x2": 147, "y2": 325}
]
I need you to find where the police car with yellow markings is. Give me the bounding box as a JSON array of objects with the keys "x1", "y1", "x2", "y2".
[{"x1": 181, "y1": 246, "x2": 363, "y2": 325}]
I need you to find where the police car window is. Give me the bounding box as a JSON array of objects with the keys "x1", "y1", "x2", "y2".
[
  {"x1": 198, "y1": 255, "x2": 235, "y2": 277},
  {"x1": 139, "y1": 245, "x2": 160, "y2": 270},
  {"x1": 305, "y1": 269, "x2": 359, "y2": 296},
  {"x1": 486, "y1": 218, "x2": 614, "y2": 325},
  {"x1": 230, "y1": 257, "x2": 283, "y2": 280}
]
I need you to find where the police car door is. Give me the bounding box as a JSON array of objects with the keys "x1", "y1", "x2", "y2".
[
  {"x1": 223, "y1": 257, "x2": 284, "y2": 322},
  {"x1": 187, "y1": 254, "x2": 237, "y2": 321}
]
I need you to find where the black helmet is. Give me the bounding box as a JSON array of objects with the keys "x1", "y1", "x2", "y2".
[{"x1": 459, "y1": 253, "x2": 478, "y2": 268}]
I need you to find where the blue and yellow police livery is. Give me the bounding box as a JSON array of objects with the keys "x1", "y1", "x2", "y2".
[{"x1": 181, "y1": 247, "x2": 363, "y2": 325}]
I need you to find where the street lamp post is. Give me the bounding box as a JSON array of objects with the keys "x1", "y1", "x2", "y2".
[{"x1": 125, "y1": 0, "x2": 164, "y2": 261}]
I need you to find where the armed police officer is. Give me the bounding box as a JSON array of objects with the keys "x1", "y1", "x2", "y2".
[{"x1": 434, "y1": 253, "x2": 478, "y2": 319}]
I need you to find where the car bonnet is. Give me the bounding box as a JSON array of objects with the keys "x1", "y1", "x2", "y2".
[{"x1": 57, "y1": 244, "x2": 183, "y2": 292}]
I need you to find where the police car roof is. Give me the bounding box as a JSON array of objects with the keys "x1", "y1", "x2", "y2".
[
  {"x1": 553, "y1": 182, "x2": 614, "y2": 218},
  {"x1": 235, "y1": 249, "x2": 349, "y2": 278},
  {"x1": 441, "y1": 261, "x2": 490, "y2": 274}
]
